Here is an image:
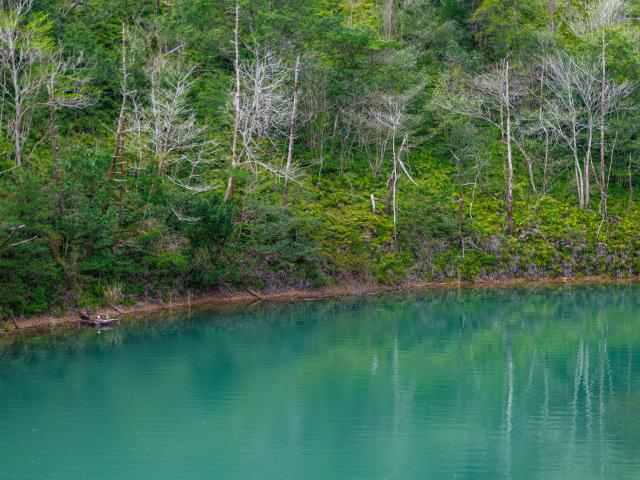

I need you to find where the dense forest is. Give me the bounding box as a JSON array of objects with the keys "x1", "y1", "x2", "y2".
[{"x1": 1, "y1": 0, "x2": 640, "y2": 320}]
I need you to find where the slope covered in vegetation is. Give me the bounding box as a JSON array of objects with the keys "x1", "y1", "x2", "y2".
[{"x1": 2, "y1": 0, "x2": 640, "y2": 319}]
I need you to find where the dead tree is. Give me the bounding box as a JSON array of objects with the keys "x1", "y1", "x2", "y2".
[
  {"x1": 541, "y1": 54, "x2": 593, "y2": 208},
  {"x1": 370, "y1": 95, "x2": 417, "y2": 240},
  {"x1": 454, "y1": 150, "x2": 465, "y2": 249},
  {"x1": 542, "y1": 53, "x2": 629, "y2": 210},
  {"x1": 571, "y1": 0, "x2": 630, "y2": 219},
  {"x1": 599, "y1": 30, "x2": 607, "y2": 219},
  {"x1": 434, "y1": 60, "x2": 518, "y2": 235},
  {"x1": 223, "y1": 41, "x2": 293, "y2": 198},
  {"x1": 283, "y1": 55, "x2": 301, "y2": 206},
  {"x1": 502, "y1": 62, "x2": 515, "y2": 235},
  {"x1": 0, "y1": 0, "x2": 50, "y2": 166},
  {"x1": 134, "y1": 48, "x2": 214, "y2": 194},
  {"x1": 146, "y1": 49, "x2": 206, "y2": 173},
  {"x1": 451, "y1": 147, "x2": 480, "y2": 254},
  {"x1": 236, "y1": 47, "x2": 290, "y2": 164},
  {"x1": 225, "y1": 1, "x2": 241, "y2": 202},
  {"x1": 223, "y1": 6, "x2": 292, "y2": 199}
]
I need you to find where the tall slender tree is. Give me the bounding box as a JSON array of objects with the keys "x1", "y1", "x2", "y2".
[
  {"x1": 225, "y1": 1, "x2": 241, "y2": 202},
  {"x1": 434, "y1": 60, "x2": 518, "y2": 234},
  {"x1": 283, "y1": 54, "x2": 301, "y2": 206}
]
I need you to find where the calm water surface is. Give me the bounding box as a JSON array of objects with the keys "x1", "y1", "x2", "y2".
[{"x1": 2, "y1": 285, "x2": 640, "y2": 479}]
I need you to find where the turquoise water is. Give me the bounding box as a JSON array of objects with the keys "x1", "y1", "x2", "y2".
[{"x1": 2, "y1": 285, "x2": 640, "y2": 479}]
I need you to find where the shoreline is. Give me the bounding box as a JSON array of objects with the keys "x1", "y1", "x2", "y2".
[{"x1": 1, "y1": 275, "x2": 635, "y2": 337}]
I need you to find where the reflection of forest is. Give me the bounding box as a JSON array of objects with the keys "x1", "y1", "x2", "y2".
[{"x1": 2, "y1": 284, "x2": 640, "y2": 478}]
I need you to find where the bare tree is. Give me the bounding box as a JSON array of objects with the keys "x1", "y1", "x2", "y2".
[
  {"x1": 571, "y1": 0, "x2": 630, "y2": 219},
  {"x1": 133, "y1": 47, "x2": 214, "y2": 194},
  {"x1": 502, "y1": 61, "x2": 515, "y2": 235},
  {"x1": 146, "y1": 49, "x2": 206, "y2": 172},
  {"x1": 236, "y1": 46, "x2": 290, "y2": 164},
  {"x1": 542, "y1": 54, "x2": 595, "y2": 208},
  {"x1": 226, "y1": 1, "x2": 241, "y2": 202},
  {"x1": 0, "y1": 0, "x2": 51, "y2": 166},
  {"x1": 283, "y1": 54, "x2": 301, "y2": 206},
  {"x1": 46, "y1": 51, "x2": 93, "y2": 181},
  {"x1": 370, "y1": 94, "x2": 417, "y2": 240},
  {"x1": 453, "y1": 148, "x2": 466, "y2": 250},
  {"x1": 542, "y1": 53, "x2": 630, "y2": 209},
  {"x1": 223, "y1": 40, "x2": 294, "y2": 200},
  {"x1": 451, "y1": 146, "x2": 481, "y2": 255},
  {"x1": 225, "y1": 3, "x2": 294, "y2": 201},
  {"x1": 434, "y1": 60, "x2": 517, "y2": 234}
]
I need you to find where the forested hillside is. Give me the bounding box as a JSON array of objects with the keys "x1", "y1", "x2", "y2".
[{"x1": 1, "y1": 0, "x2": 640, "y2": 319}]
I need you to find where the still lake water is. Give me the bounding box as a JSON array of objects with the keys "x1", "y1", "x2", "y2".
[{"x1": 2, "y1": 285, "x2": 640, "y2": 479}]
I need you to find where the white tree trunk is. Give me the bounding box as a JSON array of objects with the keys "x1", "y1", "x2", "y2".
[
  {"x1": 283, "y1": 55, "x2": 301, "y2": 206},
  {"x1": 391, "y1": 126, "x2": 398, "y2": 239},
  {"x1": 599, "y1": 31, "x2": 607, "y2": 220},
  {"x1": 225, "y1": 2, "x2": 241, "y2": 202},
  {"x1": 584, "y1": 117, "x2": 593, "y2": 208},
  {"x1": 505, "y1": 62, "x2": 514, "y2": 235}
]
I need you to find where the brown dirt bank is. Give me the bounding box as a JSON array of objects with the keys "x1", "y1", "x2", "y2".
[{"x1": 1, "y1": 275, "x2": 636, "y2": 337}]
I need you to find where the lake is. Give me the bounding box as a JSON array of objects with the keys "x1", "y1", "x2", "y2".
[{"x1": 1, "y1": 285, "x2": 640, "y2": 479}]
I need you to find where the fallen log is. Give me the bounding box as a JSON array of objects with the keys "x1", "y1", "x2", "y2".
[
  {"x1": 246, "y1": 288, "x2": 267, "y2": 301},
  {"x1": 84, "y1": 317, "x2": 119, "y2": 327},
  {"x1": 110, "y1": 304, "x2": 127, "y2": 315}
]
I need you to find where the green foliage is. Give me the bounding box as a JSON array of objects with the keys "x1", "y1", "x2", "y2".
[
  {"x1": 222, "y1": 200, "x2": 324, "y2": 288},
  {"x1": 3, "y1": 0, "x2": 640, "y2": 319},
  {"x1": 471, "y1": 0, "x2": 553, "y2": 58}
]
